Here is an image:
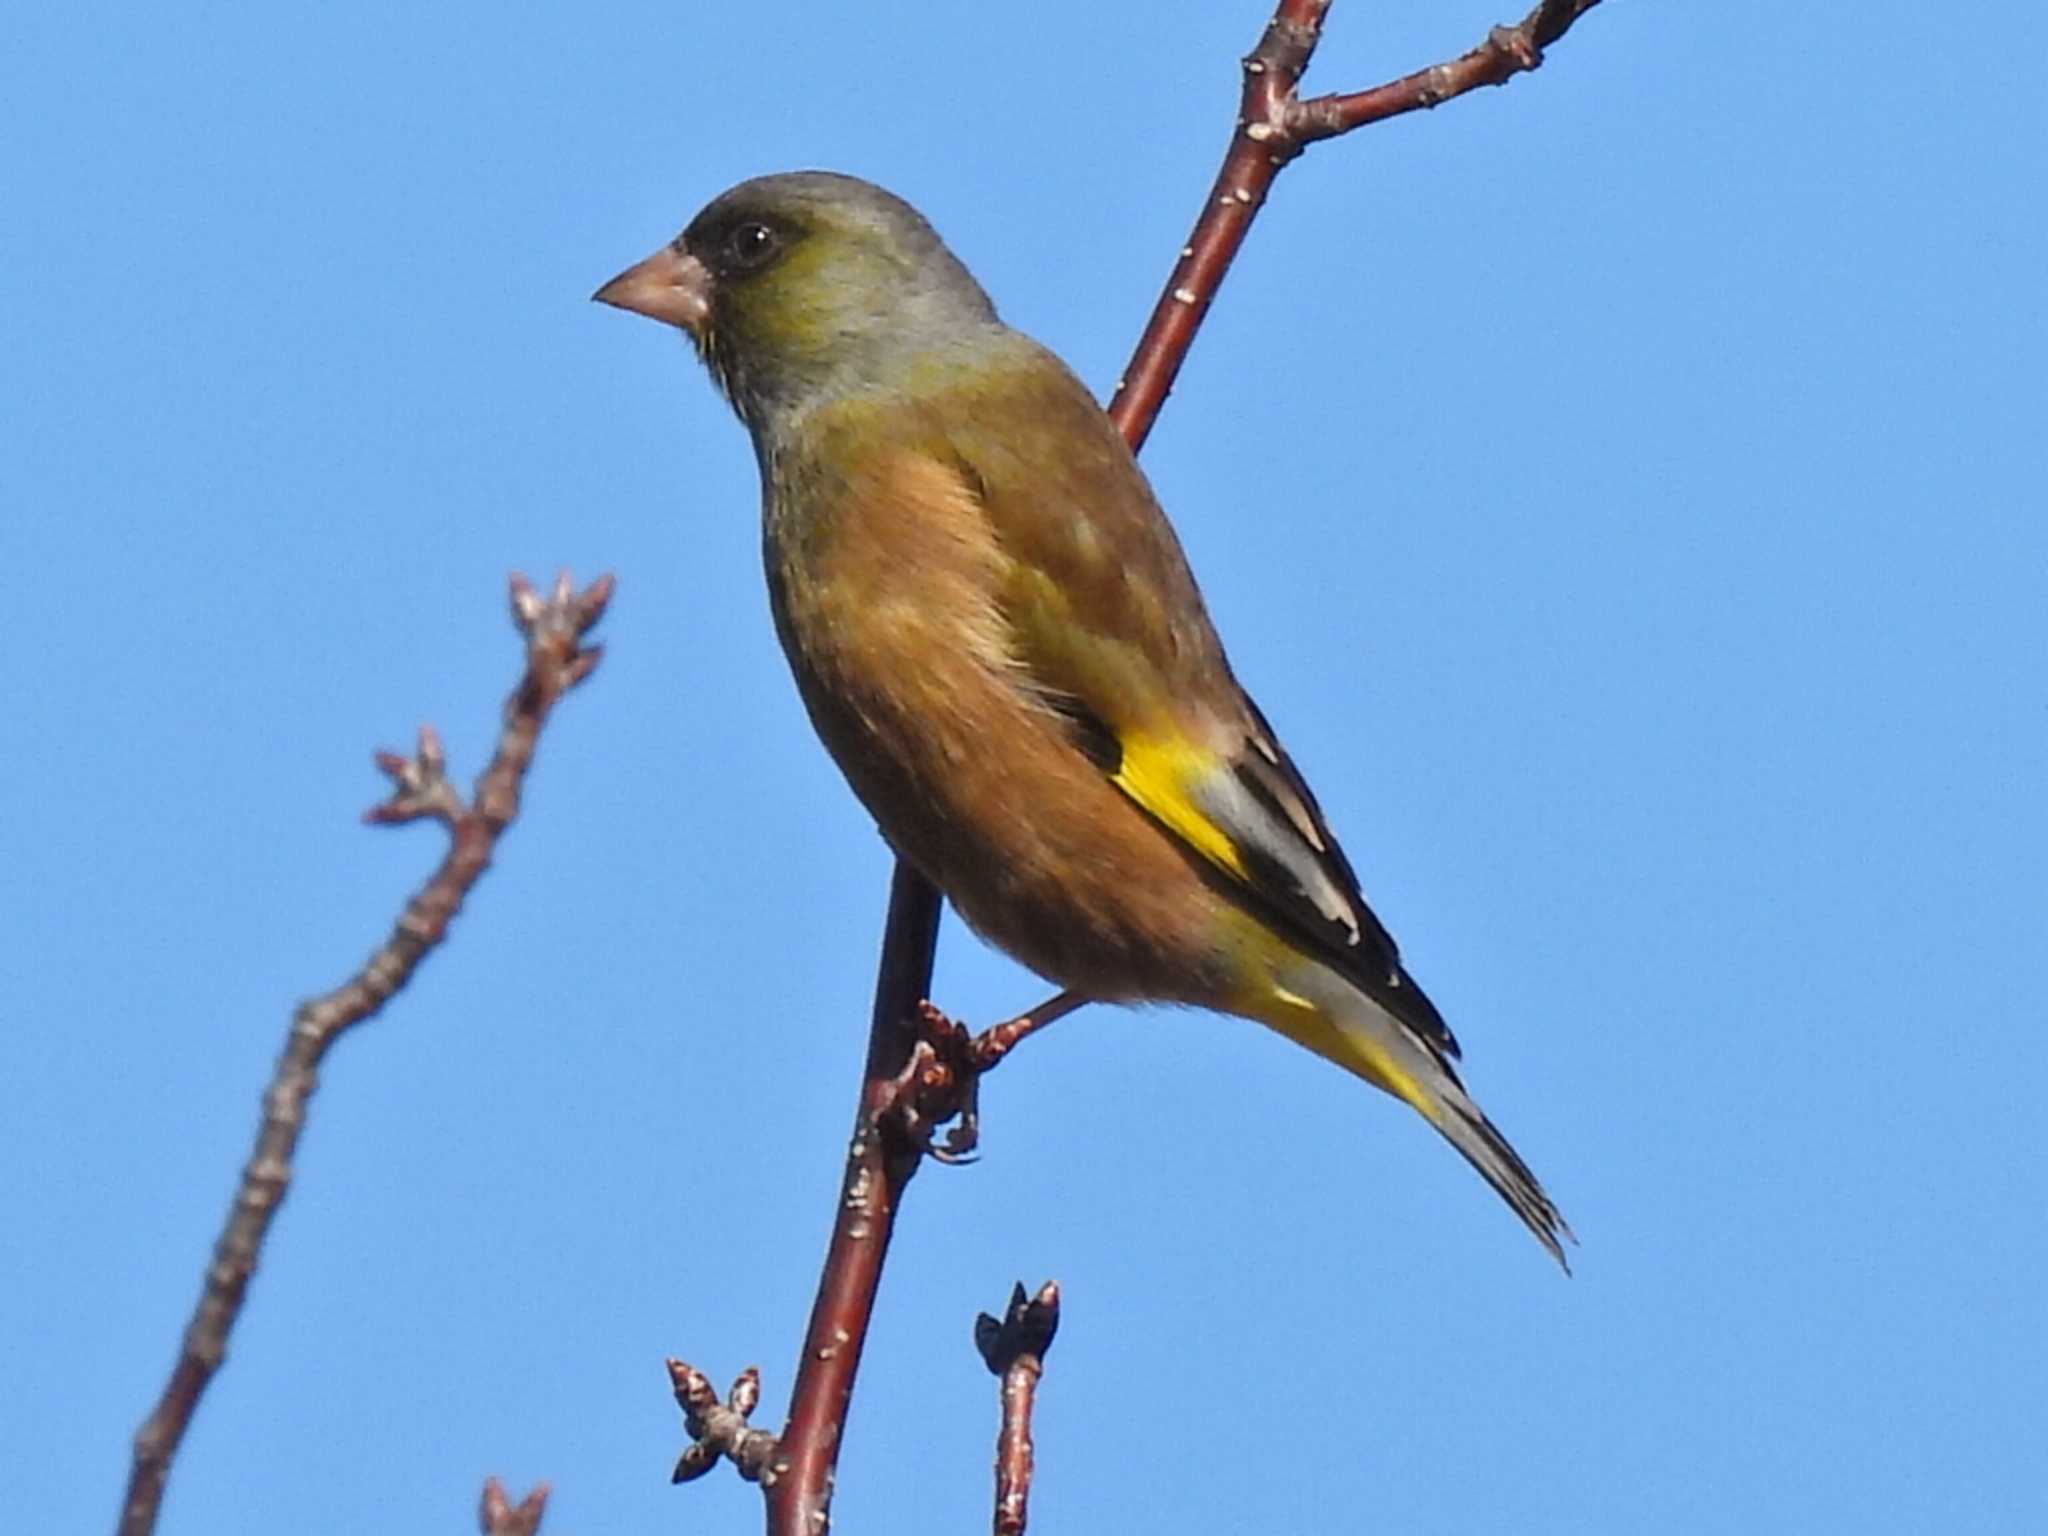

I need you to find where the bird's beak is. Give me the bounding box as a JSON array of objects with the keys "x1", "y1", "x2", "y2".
[{"x1": 592, "y1": 244, "x2": 712, "y2": 335}]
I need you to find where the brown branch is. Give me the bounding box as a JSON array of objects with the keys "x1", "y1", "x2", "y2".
[
  {"x1": 479, "y1": 1478, "x2": 551, "y2": 1536},
  {"x1": 763, "y1": 859, "x2": 943, "y2": 1535},
  {"x1": 976, "y1": 1282, "x2": 1061, "y2": 1536},
  {"x1": 1295, "y1": 0, "x2": 1606, "y2": 140},
  {"x1": 754, "y1": 959, "x2": 1067, "y2": 1532},
  {"x1": 117, "y1": 572, "x2": 613, "y2": 1536},
  {"x1": 684, "y1": 3, "x2": 1614, "y2": 1530},
  {"x1": 1107, "y1": 0, "x2": 1609, "y2": 448}
]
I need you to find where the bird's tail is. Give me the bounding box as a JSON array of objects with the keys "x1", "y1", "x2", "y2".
[{"x1": 1248, "y1": 955, "x2": 1574, "y2": 1270}]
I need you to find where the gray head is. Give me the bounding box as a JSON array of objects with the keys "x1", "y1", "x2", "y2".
[{"x1": 594, "y1": 171, "x2": 1001, "y2": 429}]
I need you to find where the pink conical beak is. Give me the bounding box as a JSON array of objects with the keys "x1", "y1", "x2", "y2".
[{"x1": 593, "y1": 244, "x2": 712, "y2": 334}]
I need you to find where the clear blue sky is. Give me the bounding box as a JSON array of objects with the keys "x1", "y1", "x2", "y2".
[{"x1": 5, "y1": 3, "x2": 2043, "y2": 1532}]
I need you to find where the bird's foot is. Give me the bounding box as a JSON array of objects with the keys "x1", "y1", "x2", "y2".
[
  {"x1": 878, "y1": 1002, "x2": 983, "y2": 1163},
  {"x1": 882, "y1": 993, "x2": 1085, "y2": 1164}
]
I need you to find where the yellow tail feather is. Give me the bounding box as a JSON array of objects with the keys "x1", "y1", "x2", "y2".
[{"x1": 1224, "y1": 930, "x2": 1573, "y2": 1269}]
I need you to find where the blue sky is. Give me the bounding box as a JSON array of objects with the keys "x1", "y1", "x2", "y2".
[{"x1": 5, "y1": 3, "x2": 2043, "y2": 1532}]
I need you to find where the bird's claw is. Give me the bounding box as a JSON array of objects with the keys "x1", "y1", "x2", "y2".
[
  {"x1": 879, "y1": 1001, "x2": 993, "y2": 1163},
  {"x1": 881, "y1": 994, "x2": 1077, "y2": 1163},
  {"x1": 929, "y1": 1082, "x2": 983, "y2": 1165}
]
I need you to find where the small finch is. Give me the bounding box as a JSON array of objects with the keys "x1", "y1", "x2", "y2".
[{"x1": 597, "y1": 172, "x2": 1568, "y2": 1265}]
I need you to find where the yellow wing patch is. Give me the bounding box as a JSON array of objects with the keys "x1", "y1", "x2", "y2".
[{"x1": 1110, "y1": 731, "x2": 1249, "y2": 881}]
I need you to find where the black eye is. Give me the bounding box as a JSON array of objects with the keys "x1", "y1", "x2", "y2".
[{"x1": 723, "y1": 220, "x2": 782, "y2": 273}]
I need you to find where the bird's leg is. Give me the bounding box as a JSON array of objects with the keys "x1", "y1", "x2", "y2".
[
  {"x1": 880, "y1": 1033, "x2": 945, "y2": 1148},
  {"x1": 943, "y1": 989, "x2": 1087, "y2": 1164},
  {"x1": 888, "y1": 992, "x2": 1087, "y2": 1164},
  {"x1": 968, "y1": 989, "x2": 1087, "y2": 1070}
]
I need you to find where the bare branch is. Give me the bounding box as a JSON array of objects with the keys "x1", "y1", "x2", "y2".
[
  {"x1": 118, "y1": 572, "x2": 613, "y2": 1536},
  {"x1": 1295, "y1": 0, "x2": 1608, "y2": 141},
  {"x1": 1107, "y1": 0, "x2": 1610, "y2": 447},
  {"x1": 689, "y1": 894, "x2": 1066, "y2": 1531},
  {"x1": 764, "y1": 861, "x2": 943, "y2": 1536}
]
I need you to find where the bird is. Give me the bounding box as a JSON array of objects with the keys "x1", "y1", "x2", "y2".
[{"x1": 595, "y1": 171, "x2": 1569, "y2": 1266}]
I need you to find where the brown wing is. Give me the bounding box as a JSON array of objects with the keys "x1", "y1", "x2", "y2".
[{"x1": 927, "y1": 338, "x2": 1462, "y2": 1061}]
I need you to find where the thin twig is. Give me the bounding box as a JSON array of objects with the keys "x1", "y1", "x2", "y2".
[
  {"x1": 117, "y1": 572, "x2": 613, "y2": 1536},
  {"x1": 1295, "y1": 0, "x2": 1606, "y2": 140},
  {"x1": 976, "y1": 1282, "x2": 1061, "y2": 1536},
  {"x1": 765, "y1": 861, "x2": 943, "y2": 1536},
  {"x1": 1108, "y1": 0, "x2": 1609, "y2": 447}
]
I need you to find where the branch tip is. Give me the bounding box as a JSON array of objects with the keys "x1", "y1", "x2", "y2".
[
  {"x1": 984, "y1": 1280, "x2": 1060, "y2": 1536},
  {"x1": 365, "y1": 722, "x2": 461, "y2": 826},
  {"x1": 478, "y1": 1478, "x2": 550, "y2": 1536},
  {"x1": 976, "y1": 1280, "x2": 1062, "y2": 1374},
  {"x1": 510, "y1": 569, "x2": 615, "y2": 643},
  {"x1": 668, "y1": 1357, "x2": 782, "y2": 1487}
]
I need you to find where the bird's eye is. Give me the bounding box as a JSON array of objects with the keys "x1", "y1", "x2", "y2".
[{"x1": 723, "y1": 221, "x2": 782, "y2": 273}]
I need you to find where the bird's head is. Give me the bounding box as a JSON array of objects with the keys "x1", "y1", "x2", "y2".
[{"x1": 595, "y1": 171, "x2": 999, "y2": 431}]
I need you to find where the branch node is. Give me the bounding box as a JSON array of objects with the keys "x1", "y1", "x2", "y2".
[
  {"x1": 668, "y1": 1358, "x2": 782, "y2": 1487},
  {"x1": 365, "y1": 723, "x2": 464, "y2": 826},
  {"x1": 1488, "y1": 21, "x2": 1544, "y2": 73}
]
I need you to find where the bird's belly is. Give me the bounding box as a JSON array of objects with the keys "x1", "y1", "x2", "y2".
[{"x1": 789, "y1": 639, "x2": 1236, "y2": 1007}]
